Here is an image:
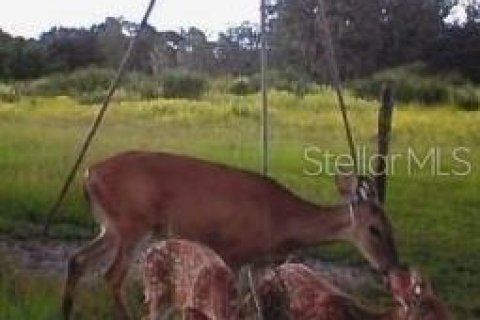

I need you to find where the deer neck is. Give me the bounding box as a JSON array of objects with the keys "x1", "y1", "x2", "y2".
[{"x1": 275, "y1": 200, "x2": 352, "y2": 250}]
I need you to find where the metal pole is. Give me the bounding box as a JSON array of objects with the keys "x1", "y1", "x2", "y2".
[
  {"x1": 247, "y1": 5, "x2": 268, "y2": 320},
  {"x1": 42, "y1": 0, "x2": 157, "y2": 235},
  {"x1": 261, "y1": 0, "x2": 269, "y2": 176}
]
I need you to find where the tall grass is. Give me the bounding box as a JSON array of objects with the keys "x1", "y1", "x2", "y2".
[{"x1": 0, "y1": 91, "x2": 479, "y2": 317}]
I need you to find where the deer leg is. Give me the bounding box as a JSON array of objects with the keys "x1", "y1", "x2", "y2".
[
  {"x1": 105, "y1": 241, "x2": 136, "y2": 320},
  {"x1": 62, "y1": 228, "x2": 113, "y2": 320}
]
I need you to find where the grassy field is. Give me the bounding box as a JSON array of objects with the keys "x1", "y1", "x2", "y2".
[{"x1": 0, "y1": 89, "x2": 479, "y2": 318}]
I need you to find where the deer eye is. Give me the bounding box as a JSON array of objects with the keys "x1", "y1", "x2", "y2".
[{"x1": 369, "y1": 226, "x2": 382, "y2": 238}]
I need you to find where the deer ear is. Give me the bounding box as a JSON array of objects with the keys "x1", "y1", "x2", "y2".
[
  {"x1": 335, "y1": 171, "x2": 358, "y2": 201},
  {"x1": 357, "y1": 176, "x2": 378, "y2": 201}
]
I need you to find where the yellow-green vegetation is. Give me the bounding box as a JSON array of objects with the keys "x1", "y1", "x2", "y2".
[{"x1": 0, "y1": 90, "x2": 479, "y2": 318}]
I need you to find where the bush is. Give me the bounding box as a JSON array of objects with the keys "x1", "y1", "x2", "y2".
[
  {"x1": 20, "y1": 68, "x2": 164, "y2": 100},
  {"x1": 161, "y1": 72, "x2": 208, "y2": 99},
  {"x1": 75, "y1": 90, "x2": 107, "y2": 105},
  {"x1": 394, "y1": 78, "x2": 449, "y2": 105},
  {"x1": 229, "y1": 77, "x2": 259, "y2": 96},
  {"x1": 0, "y1": 84, "x2": 19, "y2": 102},
  {"x1": 452, "y1": 87, "x2": 480, "y2": 111},
  {"x1": 267, "y1": 69, "x2": 314, "y2": 97},
  {"x1": 23, "y1": 67, "x2": 115, "y2": 97},
  {"x1": 124, "y1": 72, "x2": 162, "y2": 100},
  {"x1": 351, "y1": 64, "x2": 465, "y2": 105}
]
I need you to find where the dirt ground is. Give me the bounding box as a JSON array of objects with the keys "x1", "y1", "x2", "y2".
[{"x1": 0, "y1": 235, "x2": 381, "y2": 293}]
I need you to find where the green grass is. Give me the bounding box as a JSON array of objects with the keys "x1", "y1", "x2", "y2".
[
  {"x1": 0, "y1": 90, "x2": 479, "y2": 318},
  {"x1": 0, "y1": 258, "x2": 144, "y2": 320}
]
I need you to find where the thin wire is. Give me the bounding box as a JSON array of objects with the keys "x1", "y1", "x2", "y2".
[
  {"x1": 42, "y1": 0, "x2": 157, "y2": 235},
  {"x1": 316, "y1": 0, "x2": 359, "y2": 175}
]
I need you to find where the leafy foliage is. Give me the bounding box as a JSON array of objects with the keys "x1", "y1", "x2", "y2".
[
  {"x1": 228, "y1": 77, "x2": 259, "y2": 96},
  {"x1": 161, "y1": 72, "x2": 209, "y2": 99},
  {"x1": 21, "y1": 67, "x2": 115, "y2": 97},
  {"x1": 452, "y1": 86, "x2": 480, "y2": 111},
  {"x1": 0, "y1": 84, "x2": 19, "y2": 103},
  {"x1": 351, "y1": 64, "x2": 480, "y2": 109},
  {"x1": 124, "y1": 72, "x2": 162, "y2": 100},
  {"x1": 0, "y1": 2, "x2": 479, "y2": 83}
]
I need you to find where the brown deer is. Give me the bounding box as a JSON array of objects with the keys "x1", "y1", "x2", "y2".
[
  {"x1": 141, "y1": 239, "x2": 238, "y2": 320},
  {"x1": 257, "y1": 263, "x2": 452, "y2": 320},
  {"x1": 62, "y1": 151, "x2": 398, "y2": 319}
]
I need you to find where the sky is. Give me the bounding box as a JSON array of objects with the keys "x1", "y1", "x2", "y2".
[
  {"x1": 0, "y1": 0, "x2": 469, "y2": 39},
  {"x1": 0, "y1": 0, "x2": 261, "y2": 39}
]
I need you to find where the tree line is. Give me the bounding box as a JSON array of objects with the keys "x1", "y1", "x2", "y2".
[{"x1": 0, "y1": 0, "x2": 479, "y2": 82}]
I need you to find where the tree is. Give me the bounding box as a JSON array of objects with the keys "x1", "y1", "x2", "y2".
[
  {"x1": 465, "y1": 0, "x2": 480, "y2": 22},
  {"x1": 0, "y1": 30, "x2": 47, "y2": 80},
  {"x1": 92, "y1": 17, "x2": 128, "y2": 69},
  {"x1": 268, "y1": 0, "x2": 454, "y2": 80},
  {"x1": 39, "y1": 27, "x2": 102, "y2": 72},
  {"x1": 377, "y1": 0, "x2": 444, "y2": 67},
  {"x1": 149, "y1": 31, "x2": 183, "y2": 75},
  {"x1": 216, "y1": 22, "x2": 260, "y2": 75},
  {"x1": 177, "y1": 27, "x2": 216, "y2": 74}
]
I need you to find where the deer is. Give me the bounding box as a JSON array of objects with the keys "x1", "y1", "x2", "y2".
[
  {"x1": 257, "y1": 263, "x2": 452, "y2": 320},
  {"x1": 62, "y1": 150, "x2": 399, "y2": 319},
  {"x1": 141, "y1": 239, "x2": 238, "y2": 320}
]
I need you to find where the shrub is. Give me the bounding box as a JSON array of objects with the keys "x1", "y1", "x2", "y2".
[
  {"x1": 267, "y1": 69, "x2": 314, "y2": 97},
  {"x1": 63, "y1": 67, "x2": 115, "y2": 94},
  {"x1": 161, "y1": 72, "x2": 209, "y2": 99},
  {"x1": 229, "y1": 77, "x2": 259, "y2": 96},
  {"x1": 0, "y1": 83, "x2": 19, "y2": 102},
  {"x1": 416, "y1": 79, "x2": 450, "y2": 104},
  {"x1": 394, "y1": 78, "x2": 449, "y2": 105},
  {"x1": 452, "y1": 87, "x2": 480, "y2": 111},
  {"x1": 23, "y1": 67, "x2": 115, "y2": 97},
  {"x1": 351, "y1": 65, "x2": 462, "y2": 105},
  {"x1": 75, "y1": 90, "x2": 107, "y2": 105},
  {"x1": 124, "y1": 72, "x2": 162, "y2": 100}
]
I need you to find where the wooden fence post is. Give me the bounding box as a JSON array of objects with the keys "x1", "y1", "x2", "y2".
[{"x1": 376, "y1": 84, "x2": 394, "y2": 204}]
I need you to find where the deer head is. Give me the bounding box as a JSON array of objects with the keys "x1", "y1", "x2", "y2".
[{"x1": 336, "y1": 172, "x2": 399, "y2": 274}]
